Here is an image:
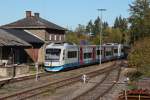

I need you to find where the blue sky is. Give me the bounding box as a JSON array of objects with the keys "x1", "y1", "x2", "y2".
[{"x1": 0, "y1": 0, "x2": 134, "y2": 30}]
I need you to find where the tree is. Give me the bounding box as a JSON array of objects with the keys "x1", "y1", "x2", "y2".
[
  {"x1": 114, "y1": 16, "x2": 128, "y2": 32},
  {"x1": 65, "y1": 31, "x2": 79, "y2": 44},
  {"x1": 105, "y1": 28, "x2": 122, "y2": 43},
  {"x1": 75, "y1": 24, "x2": 86, "y2": 34},
  {"x1": 103, "y1": 21, "x2": 109, "y2": 30},
  {"x1": 86, "y1": 20, "x2": 93, "y2": 33},
  {"x1": 113, "y1": 16, "x2": 129, "y2": 44},
  {"x1": 128, "y1": 37, "x2": 150, "y2": 77},
  {"x1": 129, "y1": 0, "x2": 150, "y2": 43},
  {"x1": 93, "y1": 17, "x2": 101, "y2": 35}
]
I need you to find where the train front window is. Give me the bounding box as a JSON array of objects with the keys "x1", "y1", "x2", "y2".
[{"x1": 45, "y1": 49, "x2": 61, "y2": 60}]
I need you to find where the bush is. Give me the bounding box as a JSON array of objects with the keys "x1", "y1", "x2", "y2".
[{"x1": 127, "y1": 37, "x2": 150, "y2": 78}]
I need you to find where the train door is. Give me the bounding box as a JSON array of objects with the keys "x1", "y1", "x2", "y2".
[
  {"x1": 80, "y1": 47, "x2": 83, "y2": 64},
  {"x1": 112, "y1": 46, "x2": 114, "y2": 60},
  {"x1": 92, "y1": 47, "x2": 96, "y2": 63}
]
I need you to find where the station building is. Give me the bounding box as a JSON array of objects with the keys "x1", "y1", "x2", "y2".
[{"x1": 1, "y1": 11, "x2": 66, "y2": 64}]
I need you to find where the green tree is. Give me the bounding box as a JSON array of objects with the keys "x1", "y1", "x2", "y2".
[
  {"x1": 106, "y1": 28, "x2": 122, "y2": 43},
  {"x1": 114, "y1": 16, "x2": 128, "y2": 32},
  {"x1": 93, "y1": 17, "x2": 101, "y2": 35},
  {"x1": 129, "y1": 0, "x2": 150, "y2": 44},
  {"x1": 113, "y1": 16, "x2": 128, "y2": 44},
  {"x1": 103, "y1": 21, "x2": 109, "y2": 31},
  {"x1": 86, "y1": 20, "x2": 93, "y2": 33},
  {"x1": 65, "y1": 31, "x2": 79, "y2": 44},
  {"x1": 75, "y1": 24, "x2": 86, "y2": 34},
  {"x1": 128, "y1": 37, "x2": 150, "y2": 77}
]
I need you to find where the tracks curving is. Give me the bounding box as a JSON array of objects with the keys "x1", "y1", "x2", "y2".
[{"x1": 73, "y1": 64, "x2": 121, "y2": 100}]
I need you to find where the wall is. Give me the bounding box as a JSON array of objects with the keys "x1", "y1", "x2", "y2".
[
  {"x1": 26, "y1": 29, "x2": 46, "y2": 41},
  {"x1": 45, "y1": 29, "x2": 65, "y2": 43},
  {"x1": 0, "y1": 65, "x2": 29, "y2": 77}
]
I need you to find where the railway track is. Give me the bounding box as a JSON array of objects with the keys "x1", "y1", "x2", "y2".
[
  {"x1": 0, "y1": 72, "x2": 52, "y2": 88},
  {"x1": 0, "y1": 61, "x2": 117, "y2": 87},
  {"x1": 72, "y1": 64, "x2": 121, "y2": 100},
  {"x1": 0, "y1": 61, "x2": 121, "y2": 100}
]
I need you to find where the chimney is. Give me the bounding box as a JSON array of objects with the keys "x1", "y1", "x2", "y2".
[
  {"x1": 26, "y1": 11, "x2": 32, "y2": 18},
  {"x1": 34, "y1": 13, "x2": 39, "y2": 18}
]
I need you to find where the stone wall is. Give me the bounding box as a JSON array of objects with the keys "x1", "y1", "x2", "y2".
[{"x1": 0, "y1": 65, "x2": 29, "y2": 77}]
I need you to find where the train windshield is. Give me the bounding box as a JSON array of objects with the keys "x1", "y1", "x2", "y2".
[{"x1": 45, "y1": 49, "x2": 61, "y2": 61}]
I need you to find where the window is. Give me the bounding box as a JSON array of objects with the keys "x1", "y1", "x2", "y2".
[
  {"x1": 84, "y1": 53, "x2": 92, "y2": 59},
  {"x1": 121, "y1": 49, "x2": 124, "y2": 53},
  {"x1": 54, "y1": 35, "x2": 57, "y2": 41},
  {"x1": 97, "y1": 50, "x2": 103, "y2": 55},
  {"x1": 49, "y1": 35, "x2": 52, "y2": 40},
  {"x1": 45, "y1": 49, "x2": 61, "y2": 61},
  {"x1": 67, "y1": 51, "x2": 77, "y2": 58},
  {"x1": 114, "y1": 49, "x2": 118, "y2": 53},
  {"x1": 59, "y1": 35, "x2": 61, "y2": 41},
  {"x1": 97, "y1": 50, "x2": 100, "y2": 55},
  {"x1": 64, "y1": 35, "x2": 65, "y2": 40},
  {"x1": 106, "y1": 51, "x2": 112, "y2": 56}
]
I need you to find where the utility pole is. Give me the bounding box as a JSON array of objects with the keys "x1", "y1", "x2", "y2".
[{"x1": 97, "y1": 9, "x2": 106, "y2": 65}]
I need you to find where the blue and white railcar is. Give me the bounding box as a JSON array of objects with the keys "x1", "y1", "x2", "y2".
[{"x1": 45, "y1": 43, "x2": 79, "y2": 72}]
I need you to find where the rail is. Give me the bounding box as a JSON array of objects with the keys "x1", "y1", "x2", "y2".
[{"x1": 0, "y1": 61, "x2": 119, "y2": 100}]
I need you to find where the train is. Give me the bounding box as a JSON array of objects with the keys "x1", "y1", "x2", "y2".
[{"x1": 44, "y1": 42, "x2": 124, "y2": 72}]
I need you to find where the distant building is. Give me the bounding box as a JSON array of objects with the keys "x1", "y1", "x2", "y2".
[{"x1": 1, "y1": 11, "x2": 66, "y2": 64}]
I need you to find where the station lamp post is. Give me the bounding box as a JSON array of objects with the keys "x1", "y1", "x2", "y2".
[{"x1": 97, "y1": 9, "x2": 106, "y2": 65}]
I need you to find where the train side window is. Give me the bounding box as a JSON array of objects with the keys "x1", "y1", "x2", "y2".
[
  {"x1": 67, "y1": 51, "x2": 77, "y2": 58},
  {"x1": 84, "y1": 53, "x2": 92, "y2": 59},
  {"x1": 121, "y1": 49, "x2": 124, "y2": 52},
  {"x1": 114, "y1": 49, "x2": 118, "y2": 53},
  {"x1": 97, "y1": 50, "x2": 103, "y2": 55},
  {"x1": 106, "y1": 51, "x2": 112, "y2": 56},
  {"x1": 97, "y1": 50, "x2": 100, "y2": 55}
]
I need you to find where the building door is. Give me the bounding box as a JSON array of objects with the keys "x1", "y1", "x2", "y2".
[{"x1": 13, "y1": 48, "x2": 20, "y2": 64}]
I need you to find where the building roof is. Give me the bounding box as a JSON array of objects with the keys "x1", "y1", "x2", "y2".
[
  {"x1": 0, "y1": 29, "x2": 31, "y2": 47},
  {"x1": 1, "y1": 11, "x2": 66, "y2": 31},
  {"x1": 3, "y1": 29, "x2": 44, "y2": 44}
]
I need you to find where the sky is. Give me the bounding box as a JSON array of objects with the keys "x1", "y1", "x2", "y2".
[{"x1": 0, "y1": 0, "x2": 134, "y2": 30}]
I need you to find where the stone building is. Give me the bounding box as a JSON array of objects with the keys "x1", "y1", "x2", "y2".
[
  {"x1": 0, "y1": 28, "x2": 44, "y2": 64},
  {"x1": 1, "y1": 11, "x2": 66, "y2": 64},
  {"x1": 0, "y1": 28, "x2": 30, "y2": 65}
]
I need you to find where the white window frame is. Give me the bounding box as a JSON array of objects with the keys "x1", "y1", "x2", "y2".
[
  {"x1": 54, "y1": 35, "x2": 57, "y2": 40},
  {"x1": 49, "y1": 34, "x2": 52, "y2": 40},
  {"x1": 59, "y1": 35, "x2": 61, "y2": 41}
]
